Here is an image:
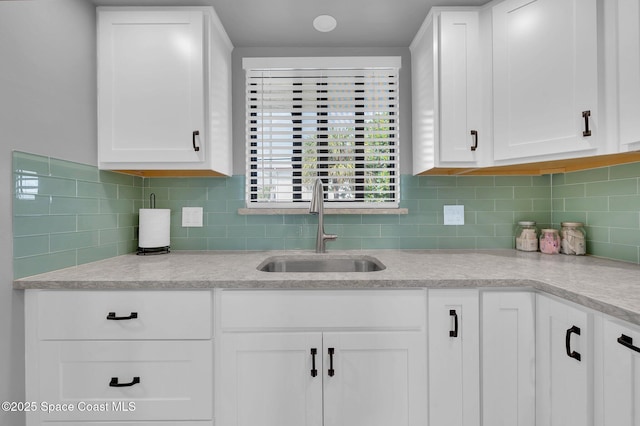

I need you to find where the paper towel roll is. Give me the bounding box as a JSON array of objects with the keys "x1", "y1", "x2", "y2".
[{"x1": 138, "y1": 209, "x2": 170, "y2": 248}]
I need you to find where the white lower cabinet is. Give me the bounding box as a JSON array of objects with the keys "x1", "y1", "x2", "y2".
[
  {"x1": 601, "y1": 317, "x2": 640, "y2": 426},
  {"x1": 323, "y1": 332, "x2": 426, "y2": 426},
  {"x1": 536, "y1": 294, "x2": 594, "y2": 426},
  {"x1": 37, "y1": 341, "x2": 212, "y2": 421},
  {"x1": 220, "y1": 332, "x2": 322, "y2": 426},
  {"x1": 25, "y1": 290, "x2": 214, "y2": 426},
  {"x1": 216, "y1": 289, "x2": 428, "y2": 426},
  {"x1": 428, "y1": 289, "x2": 479, "y2": 426},
  {"x1": 25, "y1": 287, "x2": 640, "y2": 426},
  {"x1": 220, "y1": 331, "x2": 425, "y2": 426},
  {"x1": 37, "y1": 423, "x2": 212, "y2": 426},
  {"x1": 482, "y1": 291, "x2": 536, "y2": 426}
]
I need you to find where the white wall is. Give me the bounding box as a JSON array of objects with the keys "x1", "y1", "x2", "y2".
[{"x1": 0, "y1": 0, "x2": 97, "y2": 423}]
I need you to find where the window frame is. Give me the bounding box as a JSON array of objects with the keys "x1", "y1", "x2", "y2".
[{"x1": 243, "y1": 56, "x2": 401, "y2": 210}]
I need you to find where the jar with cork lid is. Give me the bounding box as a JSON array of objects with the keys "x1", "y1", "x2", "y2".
[
  {"x1": 515, "y1": 221, "x2": 539, "y2": 252},
  {"x1": 560, "y1": 222, "x2": 586, "y2": 255}
]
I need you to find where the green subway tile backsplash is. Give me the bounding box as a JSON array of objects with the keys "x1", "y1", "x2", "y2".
[
  {"x1": 139, "y1": 172, "x2": 552, "y2": 253},
  {"x1": 552, "y1": 161, "x2": 640, "y2": 264},
  {"x1": 13, "y1": 151, "x2": 640, "y2": 279},
  {"x1": 12, "y1": 151, "x2": 141, "y2": 279}
]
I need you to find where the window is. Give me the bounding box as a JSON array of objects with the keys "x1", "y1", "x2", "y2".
[{"x1": 244, "y1": 57, "x2": 401, "y2": 209}]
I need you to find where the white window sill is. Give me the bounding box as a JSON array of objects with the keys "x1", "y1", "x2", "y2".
[{"x1": 237, "y1": 208, "x2": 408, "y2": 215}]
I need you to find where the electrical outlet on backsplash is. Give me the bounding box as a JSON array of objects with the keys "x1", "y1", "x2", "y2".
[{"x1": 11, "y1": 151, "x2": 640, "y2": 278}]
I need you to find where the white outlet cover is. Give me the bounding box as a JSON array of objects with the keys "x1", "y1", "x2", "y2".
[
  {"x1": 444, "y1": 205, "x2": 465, "y2": 225},
  {"x1": 182, "y1": 207, "x2": 203, "y2": 227}
]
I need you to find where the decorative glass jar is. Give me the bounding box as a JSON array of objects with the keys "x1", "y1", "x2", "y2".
[
  {"x1": 515, "y1": 221, "x2": 539, "y2": 252},
  {"x1": 560, "y1": 222, "x2": 586, "y2": 255},
  {"x1": 539, "y1": 229, "x2": 561, "y2": 254}
]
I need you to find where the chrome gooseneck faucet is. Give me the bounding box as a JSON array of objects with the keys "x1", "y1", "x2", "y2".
[{"x1": 309, "y1": 178, "x2": 337, "y2": 253}]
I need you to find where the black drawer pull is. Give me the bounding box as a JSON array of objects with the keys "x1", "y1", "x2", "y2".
[
  {"x1": 328, "y1": 347, "x2": 335, "y2": 377},
  {"x1": 109, "y1": 376, "x2": 140, "y2": 387},
  {"x1": 449, "y1": 309, "x2": 459, "y2": 337},
  {"x1": 565, "y1": 325, "x2": 582, "y2": 361},
  {"x1": 310, "y1": 348, "x2": 318, "y2": 377},
  {"x1": 470, "y1": 130, "x2": 478, "y2": 151},
  {"x1": 582, "y1": 111, "x2": 592, "y2": 137},
  {"x1": 617, "y1": 334, "x2": 640, "y2": 354},
  {"x1": 193, "y1": 130, "x2": 200, "y2": 151},
  {"x1": 106, "y1": 312, "x2": 138, "y2": 321}
]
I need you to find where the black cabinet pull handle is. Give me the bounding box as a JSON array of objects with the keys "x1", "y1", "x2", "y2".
[
  {"x1": 109, "y1": 376, "x2": 140, "y2": 387},
  {"x1": 617, "y1": 334, "x2": 640, "y2": 354},
  {"x1": 328, "y1": 347, "x2": 335, "y2": 377},
  {"x1": 449, "y1": 309, "x2": 459, "y2": 337},
  {"x1": 470, "y1": 130, "x2": 478, "y2": 151},
  {"x1": 310, "y1": 348, "x2": 318, "y2": 377},
  {"x1": 565, "y1": 325, "x2": 582, "y2": 361},
  {"x1": 582, "y1": 111, "x2": 591, "y2": 137},
  {"x1": 106, "y1": 312, "x2": 138, "y2": 321},
  {"x1": 192, "y1": 130, "x2": 201, "y2": 151}
]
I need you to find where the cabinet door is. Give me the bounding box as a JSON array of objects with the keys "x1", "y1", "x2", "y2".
[
  {"x1": 98, "y1": 10, "x2": 205, "y2": 164},
  {"x1": 428, "y1": 289, "x2": 479, "y2": 426},
  {"x1": 605, "y1": 0, "x2": 640, "y2": 150},
  {"x1": 439, "y1": 11, "x2": 482, "y2": 164},
  {"x1": 218, "y1": 333, "x2": 323, "y2": 426},
  {"x1": 602, "y1": 318, "x2": 640, "y2": 426},
  {"x1": 410, "y1": 10, "x2": 482, "y2": 174},
  {"x1": 322, "y1": 332, "x2": 427, "y2": 426},
  {"x1": 492, "y1": 0, "x2": 598, "y2": 162},
  {"x1": 536, "y1": 294, "x2": 593, "y2": 426},
  {"x1": 410, "y1": 13, "x2": 437, "y2": 174},
  {"x1": 38, "y1": 423, "x2": 213, "y2": 426},
  {"x1": 482, "y1": 291, "x2": 535, "y2": 426}
]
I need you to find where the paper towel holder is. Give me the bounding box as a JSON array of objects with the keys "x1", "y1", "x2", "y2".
[
  {"x1": 137, "y1": 246, "x2": 170, "y2": 255},
  {"x1": 137, "y1": 193, "x2": 171, "y2": 256}
]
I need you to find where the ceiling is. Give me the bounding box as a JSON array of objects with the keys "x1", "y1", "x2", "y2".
[{"x1": 92, "y1": 0, "x2": 489, "y2": 47}]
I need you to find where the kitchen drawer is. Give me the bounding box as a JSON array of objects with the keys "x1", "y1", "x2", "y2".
[
  {"x1": 32, "y1": 290, "x2": 212, "y2": 340},
  {"x1": 219, "y1": 289, "x2": 427, "y2": 331},
  {"x1": 38, "y1": 422, "x2": 213, "y2": 425},
  {"x1": 35, "y1": 340, "x2": 212, "y2": 422}
]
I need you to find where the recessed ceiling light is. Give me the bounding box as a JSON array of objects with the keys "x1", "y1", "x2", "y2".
[{"x1": 313, "y1": 15, "x2": 337, "y2": 33}]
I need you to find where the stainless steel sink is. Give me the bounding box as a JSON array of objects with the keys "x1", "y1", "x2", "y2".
[{"x1": 257, "y1": 255, "x2": 386, "y2": 273}]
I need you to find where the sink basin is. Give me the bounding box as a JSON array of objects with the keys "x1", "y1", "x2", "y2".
[{"x1": 257, "y1": 255, "x2": 386, "y2": 273}]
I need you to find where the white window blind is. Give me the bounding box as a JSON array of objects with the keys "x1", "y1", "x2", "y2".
[{"x1": 244, "y1": 57, "x2": 401, "y2": 208}]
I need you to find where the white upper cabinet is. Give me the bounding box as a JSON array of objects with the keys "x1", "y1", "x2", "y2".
[
  {"x1": 97, "y1": 7, "x2": 233, "y2": 175},
  {"x1": 411, "y1": 9, "x2": 485, "y2": 174},
  {"x1": 492, "y1": 0, "x2": 600, "y2": 163},
  {"x1": 604, "y1": 0, "x2": 640, "y2": 152}
]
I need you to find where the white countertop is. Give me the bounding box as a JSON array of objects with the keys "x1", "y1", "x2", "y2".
[{"x1": 13, "y1": 249, "x2": 640, "y2": 325}]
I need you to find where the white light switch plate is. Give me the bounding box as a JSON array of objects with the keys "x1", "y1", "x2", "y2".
[
  {"x1": 182, "y1": 207, "x2": 203, "y2": 227},
  {"x1": 444, "y1": 205, "x2": 464, "y2": 225}
]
